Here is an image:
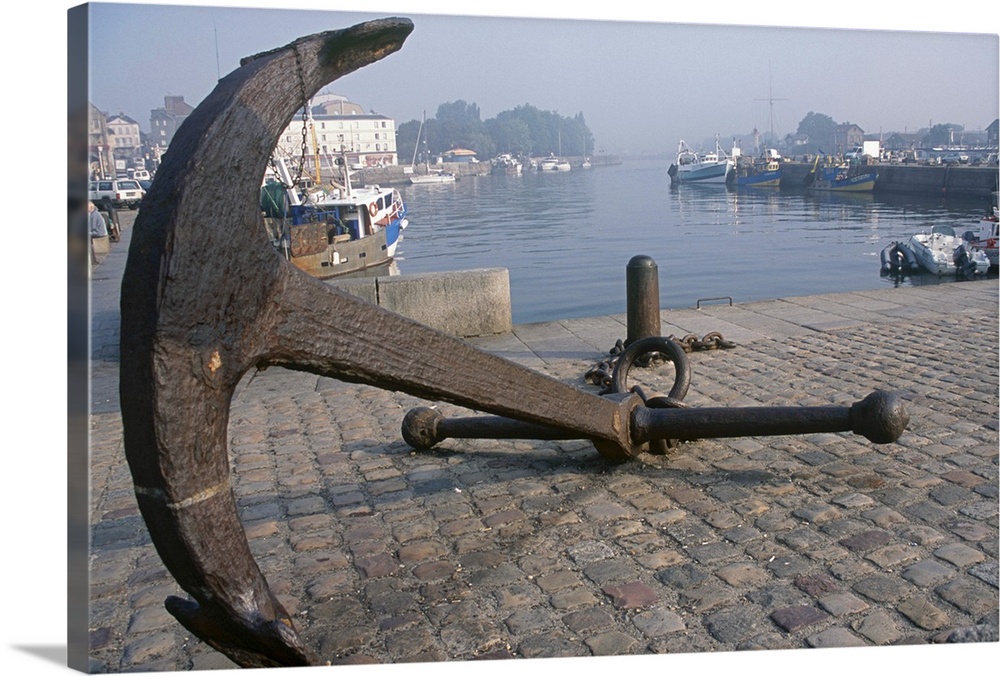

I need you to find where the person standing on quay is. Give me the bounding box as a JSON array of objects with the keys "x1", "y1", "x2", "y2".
[
  {"x1": 99, "y1": 196, "x2": 121, "y2": 241},
  {"x1": 88, "y1": 200, "x2": 108, "y2": 265}
]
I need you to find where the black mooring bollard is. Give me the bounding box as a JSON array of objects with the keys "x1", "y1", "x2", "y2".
[{"x1": 625, "y1": 255, "x2": 661, "y2": 346}]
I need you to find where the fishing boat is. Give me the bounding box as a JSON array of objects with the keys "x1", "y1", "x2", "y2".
[
  {"x1": 960, "y1": 191, "x2": 999, "y2": 268},
  {"x1": 804, "y1": 156, "x2": 877, "y2": 192},
  {"x1": 727, "y1": 151, "x2": 781, "y2": 188},
  {"x1": 260, "y1": 155, "x2": 408, "y2": 279},
  {"x1": 907, "y1": 224, "x2": 990, "y2": 277},
  {"x1": 668, "y1": 138, "x2": 734, "y2": 184}
]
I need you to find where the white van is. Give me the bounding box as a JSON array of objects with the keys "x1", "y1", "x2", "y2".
[{"x1": 132, "y1": 169, "x2": 151, "y2": 181}]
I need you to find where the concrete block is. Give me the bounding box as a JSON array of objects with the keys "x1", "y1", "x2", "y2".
[
  {"x1": 377, "y1": 268, "x2": 512, "y2": 337},
  {"x1": 330, "y1": 268, "x2": 512, "y2": 338},
  {"x1": 92, "y1": 236, "x2": 110, "y2": 256},
  {"x1": 329, "y1": 277, "x2": 378, "y2": 306}
]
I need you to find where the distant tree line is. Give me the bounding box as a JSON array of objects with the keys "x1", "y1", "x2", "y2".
[{"x1": 396, "y1": 101, "x2": 595, "y2": 164}]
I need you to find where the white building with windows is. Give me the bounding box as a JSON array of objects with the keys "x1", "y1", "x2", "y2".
[
  {"x1": 274, "y1": 93, "x2": 399, "y2": 173},
  {"x1": 106, "y1": 113, "x2": 143, "y2": 164}
]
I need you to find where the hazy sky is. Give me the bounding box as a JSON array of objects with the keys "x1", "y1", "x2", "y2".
[{"x1": 83, "y1": 1, "x2": 999, "y2": 156}]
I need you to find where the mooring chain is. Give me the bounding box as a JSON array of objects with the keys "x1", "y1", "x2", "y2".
[
  {"x1": 585, "y1": 332, "x2": 735, "y2": 392},
  {"x1": 674, "y1": 331, "x2": 737, "y2": 352}
]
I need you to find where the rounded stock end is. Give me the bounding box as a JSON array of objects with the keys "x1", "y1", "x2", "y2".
[
  {"x1": 401, "y1": 406, "x2": 445, "y2": 450},
  {"x1": 851, "y1": 390, "x2": 909, "y2": 444}
]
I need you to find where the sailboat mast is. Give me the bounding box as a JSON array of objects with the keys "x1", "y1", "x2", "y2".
[{"x1": 411, "y1": 110, "x2": 424, "y2": 168}]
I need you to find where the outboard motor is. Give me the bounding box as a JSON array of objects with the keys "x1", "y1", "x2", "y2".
[{"x1": 953, "y1": 244, "x2": 977, "y2": 278}]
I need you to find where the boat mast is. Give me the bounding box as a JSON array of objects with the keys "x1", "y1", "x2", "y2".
[
  {"x1": 274, "y1": 156, "x2": 303, "y2": 207},
  {"x1": 411, "y1": 110, "x2": 425, "y2": 168},
  {"x1": 754, "y1": 63, "x2": 788, "y2": 145},
  {"x1": 307, "y1": 104, "x2": 321, "y2": 184}
]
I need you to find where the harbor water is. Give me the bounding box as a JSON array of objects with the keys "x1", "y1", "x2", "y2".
[{"x1": 391, "y1": 159, "x2": 997, "y2": 324}]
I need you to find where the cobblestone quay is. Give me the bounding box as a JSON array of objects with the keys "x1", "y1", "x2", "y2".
[{"x1": 86, "y1": 212, "x2": 997, "y2": 671}]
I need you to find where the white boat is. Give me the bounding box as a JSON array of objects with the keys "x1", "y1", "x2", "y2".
[
  {"x1": 408, "y1": 110, "x2": 457, "y2": 185},
  {"x1": 907, "y1": 225, "x2": 990, "y2": 277},
  {"x1": 667, "y1": 138, "x2": 734, "y2": 184},
  {"x1": 409, "y1": 172, "x2": 456, "y2": 185},
  {"x1": 539, "y1": 154, "x2": 571, "y2": 172},
  {"x1": 491, "y1": 153, "x2": 523, "y2": 175},
  {"x1": 260, "y1": 155, "x2": 408, "y2": 279}
]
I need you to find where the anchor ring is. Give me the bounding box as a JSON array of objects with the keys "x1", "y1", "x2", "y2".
[
  {"x1": 609, "y1": 336, "x2": 691, "y2": 405},
  {"x1": 609, "y1": 336, "x2": 691, "y2": 455}
]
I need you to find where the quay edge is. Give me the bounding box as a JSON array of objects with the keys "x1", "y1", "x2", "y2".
[{"x1": 780, "y1": 160, "x2": 999, "y2": 199}]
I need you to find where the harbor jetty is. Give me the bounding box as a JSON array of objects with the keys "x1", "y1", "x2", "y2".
[
  {"x1": 328, "y1": 153, "x2": 622, "y2": 186},
  {"x1": 780, "y1": 161, "x2": 998, "y2": 198},
  {"x1": 311, "y1": 153, "x2": 993, "y2": 198},
  {"x1": 81, "y1": 211, "x2": 997, "y2": 671}
]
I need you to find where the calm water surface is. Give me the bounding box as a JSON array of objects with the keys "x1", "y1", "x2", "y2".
[{"x1": 392, "y1": 159, "x2": 996, "y2": 324}]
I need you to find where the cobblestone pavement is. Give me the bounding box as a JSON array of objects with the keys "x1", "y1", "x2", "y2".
[{"x1": 85, "y1": 213, "x2": 998, "y2": 671}]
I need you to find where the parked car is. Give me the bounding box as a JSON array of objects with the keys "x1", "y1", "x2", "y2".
[{"x1": 89, "y1": 178, "x2": 144, "y2": 209}]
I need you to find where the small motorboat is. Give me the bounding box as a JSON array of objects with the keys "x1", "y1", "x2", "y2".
[
  {"x1": 538, "y1": 154, "x2": 571, "y2": 172},
  {"x1": 908, "y1": 225, "x2": 990, "y2": 277}
]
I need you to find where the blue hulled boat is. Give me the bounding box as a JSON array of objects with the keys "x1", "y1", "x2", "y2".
[
  {"x1": 727, "y1": 153, "x2": 782, "y2": 188},
  {"x1": 804, "y1": 156, "x2": 877, "y2": 192}
]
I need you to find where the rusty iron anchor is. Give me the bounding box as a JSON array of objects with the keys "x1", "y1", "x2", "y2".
[
  {"x1": 118, "y1": 18, "x2": 909, "y2": 668},
  {"x1": 403, "y1": 335, "x2": 908, "y2": 452},
  {"x1": 119, "y1": 17, "x2": 668, "y2": 667}
]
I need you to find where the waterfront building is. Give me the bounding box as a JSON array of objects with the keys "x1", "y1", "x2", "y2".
[
  {"x1": 88, "y1": 103, "x2": 112, "y2": 179},
  {"x1": 274, "y1": 93, "x2": 400, "y2": 172},
  {"x1": 829, "y1": 123, "x2": 866, "y2": 154},
  {"x1": 149, "y1": 95, "x2": 194, "y2": 155},
  {"x1": 443, "y1": 148, "x2": 478, "y2": 164},
  {"x1": 105, "y1": 112, "x2": 144, "y2": 172}
]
